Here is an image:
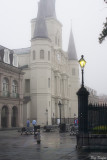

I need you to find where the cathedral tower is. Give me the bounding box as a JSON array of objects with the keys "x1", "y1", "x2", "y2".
[{"x1": 30, "y1": 0, "x2": 52, "y2": 125}]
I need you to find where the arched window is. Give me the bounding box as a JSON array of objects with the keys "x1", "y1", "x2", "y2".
[
  {"x1": 12, "y1": 80, "x2": 18, "y2": 98},
  {"x1": 32, "y1": 50, "x2": 36, "y2": 60},
  {"x1": 40, "y1": 50, "x2": 44, "y2": 59},
  {"x1": 2, "y1": 78, "x2": 9, "y2": 97},
  {"x1": 48, "y1": 51, "x2": 50, "y2": 61}
]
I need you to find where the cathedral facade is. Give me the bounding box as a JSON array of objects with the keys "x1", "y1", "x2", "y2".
[{"x1": 15, "y1": 0, "x2": 80, "y2": 126}]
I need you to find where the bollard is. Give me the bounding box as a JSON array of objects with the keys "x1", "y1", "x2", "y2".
[{"x1": 37, "y1": 129, "x2": 41, "y2": 144}]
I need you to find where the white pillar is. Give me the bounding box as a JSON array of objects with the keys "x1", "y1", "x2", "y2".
[
  {"x1": 18, "y1": 76, "x2": 23, "y2": 99},
  {"x1": 55, "y1": 75, "x2": 58, "y2": 96},
  {"x1": 65, "y1": 78, "x2": 68, "y2": 98},
  {"x1": 63, "y1": 100, "x2": 68, "y2": 118},
  {"x1": 63, "y1": 78, "x2": 66, "y2": 98},
  {"x1": 57, "y1": 76, "x2": 60, "y2": 96},
  {"x1": 18, "y1": 103, "x2": 23, "y2": 127}
]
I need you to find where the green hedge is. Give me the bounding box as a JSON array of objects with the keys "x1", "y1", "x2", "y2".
[{"x1": 92, "y1": 125, "x2": 107, "y2": 134}]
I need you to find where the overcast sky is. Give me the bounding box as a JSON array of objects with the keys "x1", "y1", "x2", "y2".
[{"x1": 0, "y1": 0, "x2": 107, "y2": 95}]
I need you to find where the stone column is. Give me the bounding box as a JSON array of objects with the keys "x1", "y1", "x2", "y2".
[
  {"x1": 62, "y1": 79, "x2": 64, "y2": 97},
  {"x1": 0, "y1": 73, "x2": 3, "y2": 96},
  {"x1": 60, "y1": 78, "x2": 62, "y2": 97},
  {"x1": 59, "y1": 75, "x2": 62, "y2": 97},
  {"x1": 55, "y1": 101, "x2": 58, "y2": 118},
  {"x1": 55, "y1": 74, "x2": 58, "y2": 96},
  {"x1": 19, "y1": 76, "x2": 23, "y2": 99},
  {"x1": 0, "y1": 108, "x2": 1, "y2": 128},
  {"x1": 8, "y1": 107, "x2": 12, "y2": 128},
  {"x1": 63, "y1": 76, "x2": 66, "y2": 98},
  {"x1": 67, "y1": 78, "x2": 69, "y2": 97},
  {"x1": 9, "y1": 76, "x2": 12, "y2": 97},
  {"x1": 58, "y1": 76, "x2": 60, "y2": 96},
  {"x1": 18, "y1": 103, "x2": 23, "y2": 127},
  {"x1": 65, "y1": 78, "x2": 68, "y2": 98},
  {"x1": 63, "y1": 100, "x2": 68, "y2": 119}
]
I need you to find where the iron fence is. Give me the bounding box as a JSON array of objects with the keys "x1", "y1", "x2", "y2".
[
  {"x1": 51, "y1": 118, "x2": 74, "y2": 125},
  {"x1": 88, "y1": 104, "x2": 107, "y2": 134}
]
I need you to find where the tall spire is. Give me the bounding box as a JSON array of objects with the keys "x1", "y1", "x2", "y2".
[
  {"x1": 68, "y1": 25, "x2": 77, "y2": 60},
  {"x1": 36, "y1": 0, "x2": 56, "y2": 19},
  {"x1": 32, "y1": 0, "x2": 48, "y2": 39},
  {"x1": 45, "y1": 0, "x2": 56, "y2": 18}
]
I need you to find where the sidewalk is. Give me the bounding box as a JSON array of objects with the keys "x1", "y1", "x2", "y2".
[{"x1": 0, "y1": 129, "x2": 107, "y2": 160}]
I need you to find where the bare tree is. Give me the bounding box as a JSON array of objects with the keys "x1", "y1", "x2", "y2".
[{"x1": 99, "y1": 0, "x2": 107, "y2": 43}]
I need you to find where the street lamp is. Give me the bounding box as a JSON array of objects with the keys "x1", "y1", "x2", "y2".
[
  {"x1": 78, "y1": 55, "x2": 86, "y2": 87},
  {"x1": 46, "y1": 109, "x2": 48, "y2": 125},
  {"x1": 58, "y1": 101, "x2": 62, "y2": 126}
]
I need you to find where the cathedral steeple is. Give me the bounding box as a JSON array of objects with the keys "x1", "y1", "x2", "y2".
[
  {"x1": 32, "y1": 0, "x2": 49, "y2": 39},
  {"x1": 68, "y1": 26, "x2": 77, "y2": 60},
  {"x1": 45, "y1": 0, "x2": 56, "y2": 18},
  {"x1": 37, "y1": 0, "x2": 56, "y2": 19}
]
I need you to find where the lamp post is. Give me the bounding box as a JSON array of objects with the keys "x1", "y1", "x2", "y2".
[
  {"x1": 46, "y1": 109, "x2": 48, "y2": 125},
  {"x1": 77, "y1": 55, "x2": 89, "y2": 148},
  {"x1": 58, "y1": 101, "x2": 62, "y2": 126},
  {"x1": 78, "y1": 55, "x2": 86, "y2": 87},
  {"x1": 77, "y1": 55, "x2": 89, "y2": 134},
  {"x1": 74, "y1": 113, "x2": 76, "y2": 124}
]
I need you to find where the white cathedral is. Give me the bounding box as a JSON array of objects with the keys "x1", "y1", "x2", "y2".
[{"x1": 15, "y1": 0, "x2": 80, "y2": 126}]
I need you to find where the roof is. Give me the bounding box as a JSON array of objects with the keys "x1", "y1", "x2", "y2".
[
  {"x1": 13, "y1": 47, "x2": 30, "y2": 55},
  {"x1": 0, "y1": 45, "x2": 5, "y2": 50},
  {"x1": 0, "y1": 45, "x2": 14, "y2": 53}
]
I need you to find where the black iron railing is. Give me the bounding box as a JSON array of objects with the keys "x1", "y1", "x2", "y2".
[
  {"x1": 88, "y1": 104, "x2": 107, "y2": 134},
  {"x1": 51, "y1": 118, "x2": 74, "y2": 125}
]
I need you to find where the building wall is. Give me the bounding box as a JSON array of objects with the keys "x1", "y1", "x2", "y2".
[{"x1": 0, "y1": 61, "x2": 24, "y2": 128}]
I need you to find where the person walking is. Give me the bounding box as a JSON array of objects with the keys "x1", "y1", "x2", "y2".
[
  {"x1": 32, "y1": 119, "x2": 37, "y2": 135},
  {"x1": 26, "y1": 119, "x2": 30, "y2": 127}
]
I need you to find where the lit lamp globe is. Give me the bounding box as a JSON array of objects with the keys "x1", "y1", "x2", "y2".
[
  {"x1": 78, "y1": 55, "x2": 86, "y2": 87},
  {"x1": 79, "y1": 55, "x2": 86, "y2": 69}
]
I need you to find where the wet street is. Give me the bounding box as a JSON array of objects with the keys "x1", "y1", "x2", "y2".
[{"x1": 0, "y1": 129, "x2": 107, "y2": 160}]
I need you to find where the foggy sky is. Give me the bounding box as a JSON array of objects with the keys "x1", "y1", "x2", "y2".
[{"x1": 0, "y1": 0, "x2": 107, "y2": 95}]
